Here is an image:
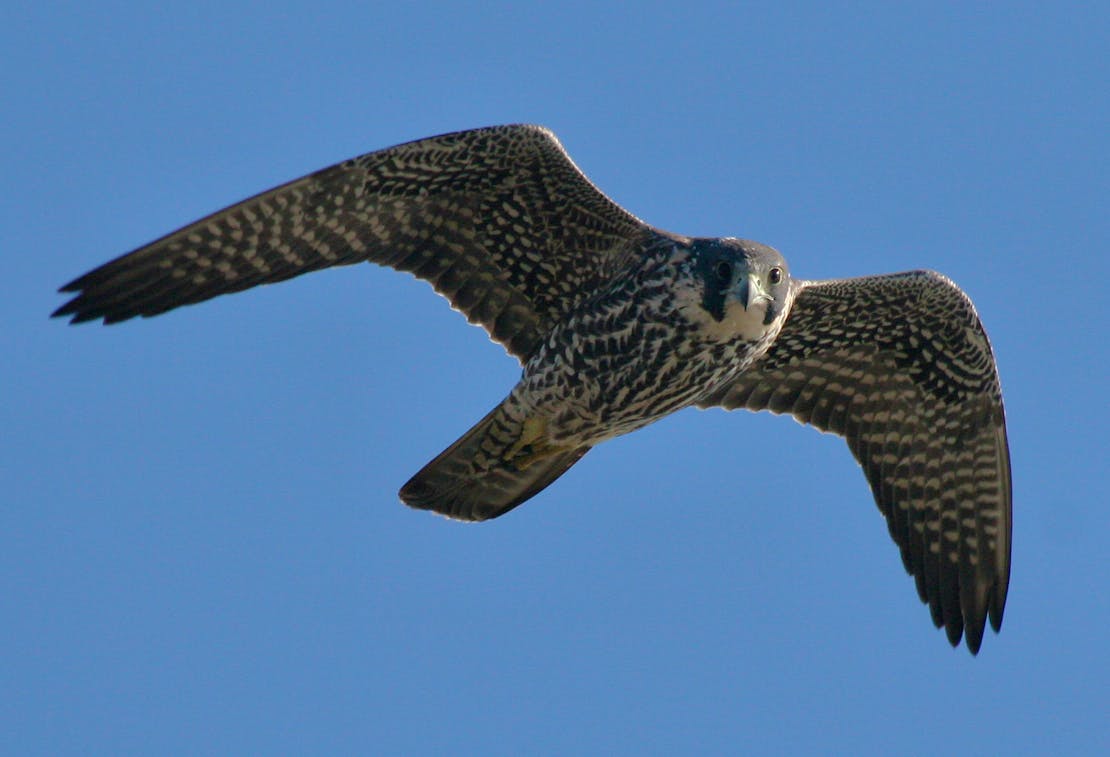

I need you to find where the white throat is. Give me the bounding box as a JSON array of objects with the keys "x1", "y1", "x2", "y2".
[{"x1": 675, "y1": 287, "x2": 774, "y2": 342}]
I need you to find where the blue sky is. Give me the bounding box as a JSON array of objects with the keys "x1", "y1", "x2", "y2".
[{"x1": 4, "y1": 2, "x2": 1108, "y2": 753}]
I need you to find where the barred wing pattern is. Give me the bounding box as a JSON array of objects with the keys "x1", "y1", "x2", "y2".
[
  {"x1": 53, "y1": 125, "x2": 648, "y2": 361},
  {"x1": 698, "y1": 271, "x2": 1011, "y2": 653}
]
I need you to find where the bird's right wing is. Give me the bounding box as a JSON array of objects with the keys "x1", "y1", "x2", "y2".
[
  {"x1": 698, "y1": 271, "x2": 1011, "y2": 653},
  {"x1": 53, "y1": 125, "x2": 650, "y2": 362}
]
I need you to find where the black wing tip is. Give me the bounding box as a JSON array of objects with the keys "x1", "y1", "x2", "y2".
[
  {"x1": 50, "y1": 303, "x2": 74, "y2": 320},
  {"x1": 933, "y1": 602, "x2": 1006, "y2": 655},
  {"x1": 918, "y1": 579, "x2": 1005, "y2": 655},
  {"x1": 989, "y1": 604, "x2": 1005, "y2": 634},
  {"x1": 50, "y1": 295, "x2": 133, "y2": 325},
  {"x1": 50, "y1": 297, "x2": 95, "y2": 324},
  {"x1": 932, "y1": 617, "x2": 983, "y2": 656},
  {"x1": 943, "y1": 613, "x2": 966, "y2": 648},
  {"x1": 962, "y1": 622, "x2": 985, "y2": 656},
  {"x1": 53, "y1": 275, "x2": 103, "y2": 323},
  {"x1": 964, "y1": 575, "x2": 1009, "y2": 652}
]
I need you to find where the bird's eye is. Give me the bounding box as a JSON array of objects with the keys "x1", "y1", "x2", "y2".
[
  {"x1": 714, "y1": 261, "x2": 733, "y2": 282},
  {"x1": 769, "y1": 267, "x2": 783, "y2": 285}
]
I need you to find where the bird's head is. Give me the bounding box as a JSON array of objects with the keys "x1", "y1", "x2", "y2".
[{"x1": 682, "y1": 238, "x2": 791, "y2": 341}]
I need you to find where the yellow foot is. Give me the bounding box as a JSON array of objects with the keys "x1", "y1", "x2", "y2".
[{"x1": 504, "y1": 415, "x2": 560, "y2": 471}]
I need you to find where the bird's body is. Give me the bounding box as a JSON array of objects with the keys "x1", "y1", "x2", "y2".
[
  {"x1": 517, "y1": 236, "x2": 789, "y2": 445},
  {"x1": 403, "y1": 235, "x2": 793, "y2": 519},
  {"x1": 54, "y1": 124, "x2": 1011, "y2": 654}
]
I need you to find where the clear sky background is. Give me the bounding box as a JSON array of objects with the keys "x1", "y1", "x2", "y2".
[{"x1": 4, "y1": 2, "x2": 1108, "y2": 754}]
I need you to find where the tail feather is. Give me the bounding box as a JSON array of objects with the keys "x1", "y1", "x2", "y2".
[{"x1": 399, "y1": 400, "x2": 590, "y2": 521}]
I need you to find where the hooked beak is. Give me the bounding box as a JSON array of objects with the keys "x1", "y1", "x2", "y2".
[{"x1": 735, "y1": 272, "x2": 772, "y2": 312}]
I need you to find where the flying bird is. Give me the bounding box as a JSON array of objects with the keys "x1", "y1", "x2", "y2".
[{"x1": 53, "y1": 125, "x2": 1011, "y2": 654}]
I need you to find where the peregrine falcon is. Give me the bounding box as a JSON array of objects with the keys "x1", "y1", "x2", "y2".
[{"x1": 53, "y1": 125, "x2": 1011, "y2": 654}]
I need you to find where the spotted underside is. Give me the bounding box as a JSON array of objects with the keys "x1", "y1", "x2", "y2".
[
  {"x1": 699, "y1": 271, "x2": 1010, "y2": 653},
  {"x1": 53, "y1": 124, "x2": 1012, "y2": 654}
]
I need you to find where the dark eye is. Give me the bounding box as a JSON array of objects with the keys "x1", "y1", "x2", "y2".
[
  {"x1": 714, "y1": 261, "x2": 733, "y2": 282},
  {"x1": 769, "y1": 267, "x2": 783, "y2": 285}
]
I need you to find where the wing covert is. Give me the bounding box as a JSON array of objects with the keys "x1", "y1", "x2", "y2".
[
  {"x1": 698, "y1": 271, "x2": 1011, "y2": 653},
  {"x1": 52, "y1": 124, "x2": 650, "y2": 361}
]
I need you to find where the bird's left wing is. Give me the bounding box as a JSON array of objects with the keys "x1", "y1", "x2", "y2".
[
  {"x1": 697, "y1": 271, "x2": 1011, "y2": 653},
  {"x1": 52, "y1": 125, "x2": 650, "y2": 362}
]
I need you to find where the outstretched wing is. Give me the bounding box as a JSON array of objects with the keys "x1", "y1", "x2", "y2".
[
  {"x1": 52, "y1": 124, "x2": 650, "y2": 361},
  {"x1": 698, "y1": 271, "x2": 1011, "y2": 654}
]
